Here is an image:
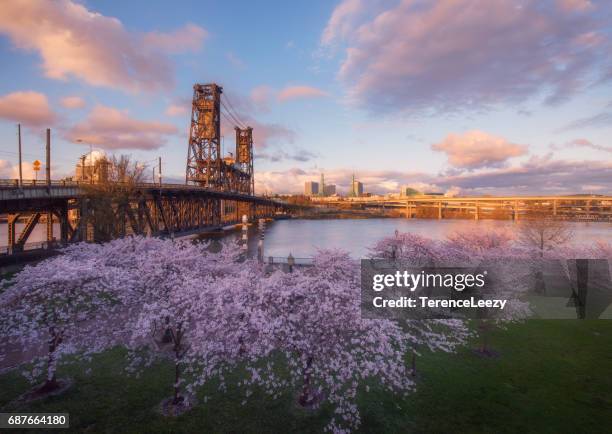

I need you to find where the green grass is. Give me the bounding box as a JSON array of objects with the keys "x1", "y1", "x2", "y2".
[{"x1": 1, "y1": 320, "x2": 611, "y2": 433}]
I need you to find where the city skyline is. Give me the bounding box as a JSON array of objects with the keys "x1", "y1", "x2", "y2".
[{"x1": 0, "y1": 0, "x2": 611, "y2": 196}]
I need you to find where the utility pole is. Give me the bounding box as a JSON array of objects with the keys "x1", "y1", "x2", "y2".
[
  {"x1": 46, "y1": 128, "x2": 52, "y2": 243},
  {"x1": 17, "y1": 124, "x2": 23, "y2": 187},
  {"x1": 46, "y1": 128, "x2": 51, "y2": 190},
  {"x1": 158, "y1": 156, "x2": 162, "y2": 185}
]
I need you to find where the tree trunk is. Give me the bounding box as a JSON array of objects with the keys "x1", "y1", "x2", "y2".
[
  {"x1": 298, "y1": 356, "x2": 314, "y2": 407},
  {"x1": 40, "y1": 331, "x2": 60, "y2": 393},
  {"x1": 173, "y1": 359, "x2": 182, "y2": 405},
  {"x1": 172, "y1": 327, "x2": 184, "y2": 405}
]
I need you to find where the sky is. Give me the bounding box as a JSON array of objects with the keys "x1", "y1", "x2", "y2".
[{"x1": 0, "y1": 0, "x2": 611, "y2": 196}]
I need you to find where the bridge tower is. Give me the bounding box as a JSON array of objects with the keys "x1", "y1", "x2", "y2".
[
  {"x1": 235, "y1": 126, "x2": 254, "y2": 195},
  {"x1": 186, "y1": 83, "x2": 223, "y2": 188}
]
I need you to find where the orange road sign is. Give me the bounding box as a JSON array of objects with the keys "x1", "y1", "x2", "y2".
[{"x1": 33, "y1": 160, "x2": 41, "y2": 171}]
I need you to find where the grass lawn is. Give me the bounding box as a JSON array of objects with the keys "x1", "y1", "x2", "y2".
[{"x1": 1, "y1": 320, "x2": 611, "y2": 433}]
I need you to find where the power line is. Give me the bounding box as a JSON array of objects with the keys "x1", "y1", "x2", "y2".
[{"x1": 220, "y1": 97, "x2": 247, "y2": 129}]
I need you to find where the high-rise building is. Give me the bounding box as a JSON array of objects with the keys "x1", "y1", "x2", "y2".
[
  {"x1": 320, "y1": 173, "x2": 326, "y2": 197},
  {"x1": 400, "y1": 186, "x2": 420, "y2": 196},
  {"x1": 324, "y1": 184, "x2": 336, "y2": 196},
  {"x1": 305, "y1": 181, "x2": 319, "y2": 196},
  {"x1": 353, "y1": 181, "x2": 364, "y2": 197},
  {"x1": 350, "y1": 173, "x2": 364, "y2": 197}
]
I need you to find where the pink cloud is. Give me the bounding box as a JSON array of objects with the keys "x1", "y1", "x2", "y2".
[
  {"x1": 557, "y1": 0, "x2": 593, "y2": 12},
  {"x1": 255, "y1": 156, "x2": 612, "y2": 195},
  {"x1": 0, "y1": 91, "x2": 56, "y2": 126},
  {"x1": 165, "y1": 104, "x2": 188, "y2": 117},
  {"x1": 143, "y1": 23, "x2": 207, "y2": 53},
  {"x1": 277, "y1": 86, "x2": 328, "y2": 102},
  {"x1": 431, "y1": 131, "x2": 527, "y2": 170},
  {"x1": 551, "y1": 138, "x2": 612, "y2": 153},
  {"x1": 320, "y1": 0, "x2": 365, "y2": 46},
  {"x1": 60, "y1": 96, "x2": 86, "y2": 109},
  {"x1": 66, "y1": 105, "x2": 177, "y2": 150},
  {"x1": 0, "y1": 0, "x2": 207, "y2": 92},
  {"x1": 324, "y1": 0, "x2": 612, "y2": 112}
]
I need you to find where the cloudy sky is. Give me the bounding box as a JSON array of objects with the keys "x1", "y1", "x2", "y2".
[{"x1": 0, "y1": 0, "x2": 611, "y2": 195}]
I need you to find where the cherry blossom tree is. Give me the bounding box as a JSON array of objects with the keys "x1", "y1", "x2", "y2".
[
  {"x1": 369, "y1": 232, "x2": 472, "y2": 374},
  {"x1": 254, "y1": 249, "x2": 414, "y2": 433},
  {"x1": 441, "y1": 228, "x2": 532, "y2": 355},
  {"x1": 87, "y1": 237, "x2": 271, "y2": 414},
  {"x1": 0, "y1": 254, "x2": 123, "y2": 395}
]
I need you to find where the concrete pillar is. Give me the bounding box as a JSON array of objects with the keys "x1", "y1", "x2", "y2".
[
  {"x1": 79, "y1": 199, "x2": 88, "y2": 242},
  {"x1": 553, "y1": 199, "x2": 557, "y2": 217},
  {"x1": 474, "y1": 203, "x2": 479, "y2": 221},
  {"x1": 59, "y1": 204, "x2": 69, "y2": 244},
  {"x1": 437, "y1": 201, "x2": 442, "y2": 220},
  {"x1": 514, "y1": 200, "x2": 519, "y2": 221},
  {"x1": 46, "y1": 211, "x2": 54, "y2": 243}
]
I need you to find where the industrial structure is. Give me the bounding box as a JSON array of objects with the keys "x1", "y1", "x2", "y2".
[{"x1": 186, "y1": 83, "x2": 254, "y2": 195}]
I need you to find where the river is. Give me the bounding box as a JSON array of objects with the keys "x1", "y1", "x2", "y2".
[
  {"x1": 2, "y1": 218, "x2": 610, "y2": 258},
  {"x1": 220, "y1": 218, "x2": 612, "y2": 259}
]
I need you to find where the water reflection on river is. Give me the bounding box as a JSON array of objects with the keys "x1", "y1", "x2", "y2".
[
  {"x1": 214, "y1": 218, "x2": 612, "y2": 259},
  {"x1": 2, "y1": 218, "x2": 610, "y2": 258}
]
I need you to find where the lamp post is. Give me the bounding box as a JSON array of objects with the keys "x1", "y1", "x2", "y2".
[{"x1": 76, "y1": 139, "x2": 94, "y2": 184}]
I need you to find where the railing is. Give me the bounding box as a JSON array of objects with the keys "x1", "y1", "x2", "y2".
[
  {"x1": 264, "y1": 256, "x2": 313, "y2": 266},
  {"x1": 0, "y1": 178, "x2": 288, "y2": 204},
  {"x1": 0, "y1": 240, "x2": 63, "y2": 255}
]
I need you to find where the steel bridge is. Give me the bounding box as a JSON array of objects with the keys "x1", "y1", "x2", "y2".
[
  {"x1": 0, "y1": 180, "x2": 290, "y2": 255},
  {"x1": 0, "y1": 83, "x2": 294, "y2": 257}
]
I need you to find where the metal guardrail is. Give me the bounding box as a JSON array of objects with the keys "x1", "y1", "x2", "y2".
[
  {"x1": 264, "y1": 256, "x2": 313, "y2": 265},
  {"x1": 0, "y1": 240, "x2": 63, "y2": 255},
  {"x1": 0, "y1": 179, "x2": 290, "y2": 205}
]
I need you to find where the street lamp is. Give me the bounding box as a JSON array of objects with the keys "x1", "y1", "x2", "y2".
[{"x1": 75, "y1": 138, "x2": 94, "y2": 184}]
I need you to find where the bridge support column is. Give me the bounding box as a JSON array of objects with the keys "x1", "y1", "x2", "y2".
[
  {"x1": 46, "y1": 211, "x2": 54, "y2": 244},
  {"x1": 59, "y1": 203, "x2": 69, "y2": 244},
  {"x1": 78, "y1": 199, "x2": 88, "y2": 242},
  {"x1": 437, "y1": 201, "x2": 442, "y2": 220},
  {"x1": 474, "y1": 204, "x2": 479, "y2": 221},
  {"x1": 406, "y1": 202, "x2": 414, "y2": 218},
  {"x1": 7, "y1": 213, "x2": 18, "y2": 254},
  {"x1": 552, "y1": 200, "x2": 557, "y2": 217},
  {"x1": 514, "y1": 200, "x2": 519, "y2": 222}
]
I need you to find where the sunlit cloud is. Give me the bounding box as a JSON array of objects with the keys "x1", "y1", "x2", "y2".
[
  {"x1": 277, "y1": 86, "x2": 328, "y2": 102},
  {"x1": 323, "y1": 0, "x2": 612, "y2": 113},
  {"x1": 0, "y1": 0, "x2": 207, "y2": 92},
  {"x1": 0, "y1": 90, "x2": 56, "y2": 127},
  {"x1": 60, "y1": 96, "x2": 86, "y2": 109},
  {"x1": 431, "y1": 130, "x2": 528, "y2": 170},
  {"x1": 66, "y1": 105, "x2": 177, "y2": 150}
]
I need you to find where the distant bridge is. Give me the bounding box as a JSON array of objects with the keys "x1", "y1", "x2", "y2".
[{"x1": 312, "y1": 195, "x2": 612, "y2": 221}]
